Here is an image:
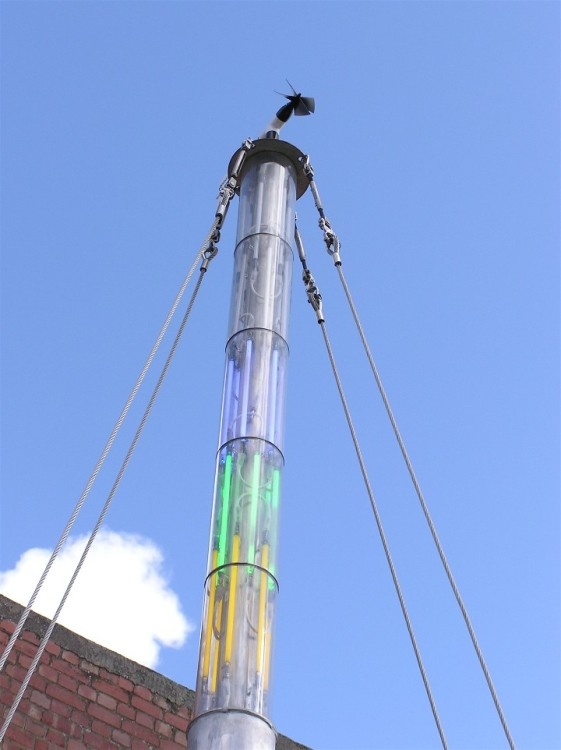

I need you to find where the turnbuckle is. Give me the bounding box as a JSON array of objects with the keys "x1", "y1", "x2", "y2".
[
  {"x1": 201, "y1": 230, "x2": 220, "y2": 272},
  {"x1": 302, "y1": 154, "x2": 342, "y2": 266},
  {"x1": 215, "y1": 181, "x2": 236, "y2": 228},
  {"x1": 319, "y1": 218, "x2": 341, "y2": 265},
  {"x1": 303, "y1": 268, "x2": 324, "y2": 324}
]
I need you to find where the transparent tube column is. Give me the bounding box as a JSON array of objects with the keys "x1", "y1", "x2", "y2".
[{"x1": 189, "y1": 142, "x2": 303, "y2": 749}]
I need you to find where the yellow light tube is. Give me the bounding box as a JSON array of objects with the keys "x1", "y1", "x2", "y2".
[
  {"x1": 225, "y1": 534, "x2": 240, "y2": 664},
  {"x1": 256, "y1": 543, "x2": 269, "y2": 673},
  {"x1": 263, "y1": 627, "x2": 272, "y2": 691},
  {"x1": 211, "y1": 597, "x2": 222, "y2": 694},
  {"x1": 202, "y1": 549, "x2": 218, "y2": 681}
]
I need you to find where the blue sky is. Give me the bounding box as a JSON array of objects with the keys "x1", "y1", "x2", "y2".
[{"x1": 1, "y1": 2, "x2": 559, "y2": 749}]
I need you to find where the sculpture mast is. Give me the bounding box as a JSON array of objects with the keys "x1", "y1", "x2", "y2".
[{"x1": 188, "y1": 88, "x2": 314, "y2": 749}]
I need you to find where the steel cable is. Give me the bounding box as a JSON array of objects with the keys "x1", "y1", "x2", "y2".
[
  {"x1": 296, "y1": 220, "x2": 447, "y2": 747},
  {"x1": 317, "y1": 317, "x2": 449, "y2": 749},
  {"x1": 0, "y1": 264, "x2": 211, "y2": 742},
  {"x1": 304, "y1": 160, "x2": 515, "y2": 748},
  {"x1": 334, "y1": 263, "x2": 516, "y2": 750},
  {"x1": 0, "y1": 218, "x2": 220, "y2": 677}
]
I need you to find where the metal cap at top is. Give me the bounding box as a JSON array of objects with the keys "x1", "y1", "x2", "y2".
[{"x1": 228, "y1": 138, "x2": 309, "y2": 199}]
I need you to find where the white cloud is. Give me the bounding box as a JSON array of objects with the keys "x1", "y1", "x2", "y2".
[{"x1": 0, "y1": 529, "x2": 194, "y2": 668}]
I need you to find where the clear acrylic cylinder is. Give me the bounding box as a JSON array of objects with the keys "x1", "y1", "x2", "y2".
[{"x1": 193, "y1": 142, "x2": 304, "y2": 739}]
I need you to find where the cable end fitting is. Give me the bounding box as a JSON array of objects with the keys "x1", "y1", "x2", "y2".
[{"x1": 303, "y1": 269, "x2": 325, "y2": 324}]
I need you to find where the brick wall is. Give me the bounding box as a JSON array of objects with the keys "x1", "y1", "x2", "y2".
[{"x1": 0, "y1": 596, "x2": 310, "y2": 750}]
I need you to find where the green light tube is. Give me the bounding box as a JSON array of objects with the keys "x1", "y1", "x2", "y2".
[
  {"x1": 218, "y1": 453, "x2": 233, "y2": 568},
  {"x1": 271, "y1": 469, "x2": 280, "y2": 510},
  {"x1": 248, "y1": 452, "x2": 261, "y2": 565}
]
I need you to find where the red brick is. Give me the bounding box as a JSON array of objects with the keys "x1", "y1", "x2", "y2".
[
  {"x1": 117, "y1": 675, "x2": 134, "y2": 692},
  {"x1": 155, "y1": 719, "x2": 173, "y2": 738},
  {"x1": 51, "y1": 657, "x2": 88, "y2": 683},
  {"x1": 154, "y1": 694, "x2": 171, "y2": 711},
  {"x1": 174, "y1": 729, "x2": 187, "y2": 748},
  {"x1": 81, "y1": 659, "x2": 99, "y2": 676},
  {"x1": 15, "y1": 638, "x2": 38, "y2": 657},
  {"x1": 176, "y1": 704, "x2": 190, "y2": 719},
  {"x1": 78, "y1": 683, "x2": 98, "y2": 702},
  {"x1": 28, "y1": 671, "x2": 48, "y2": 692},
  {"x1": 93, "y1": 678, "x2": 130, "y2": 704},
  {"x1": 1, "y1": 618, "x2": 17, "y2": 635},
  {"x1": 97, "y1": 691, "x2": 117, "y2": 711},
  {"x1": 161, "y1": 742, "x2": 185, "y2": 750},
  {"x1": 21, "y1": 630, "x2": 40, "y2": 645},
  {"x1": 4, "y1": 647, "x2": 17, "y2": 665},
  {"x1": 26, "y1": 718, "x2": 48, "y2": 737},
  {"x1": 112, "y1": 728, "x2": 132, "y2": 747},
  {"x1": 117, "y1": 701, "x2": 135, "y2": 720},
  {"x1": 43, "y1": 710, "x2": 73, "y2": 734},
  {"x1": 6, "y1": 661, "x2": 27, "y2": 682},
  {"x1": 70, "y1": 720, "x2": 83, "y2": 739},
  {"x1": 5, "y1": 724, "x2": 33, "y2": 745},
  {"x1": 50, "y1": 697, "x2": 73, "y2": 717},
  {"x1": 58, "y1": 672, "x2": 79, "y2": 692},
  {"x1": 62, "y1": 649, "x2": 80, "y2": 665},
  {"x1": 38, "y1": 662, "x2": 60, "y2": 682},
  {"x1": 7, "y1": 709, "x2": 24, "y2": 728},
  {"x1": 17, "y1": 652, "x2": 34, "y2": 670},
  {"x1": 133, "y1": 683, "x2": 152, "y2": 701},
  {"x1": 0, "y1": 687, "x2": 16, "y2": 706},
  {"x1": 71, "y1": 708, "x2": 91, "y2": 728},
  {"x1": 99, "y1": 668, "x2": 119, "y2": 685},
  {"x1": 132, "y1": 694, "x2": 162, "y2": 720},
  {"x1": 92, "y1": 719, "x2": 112, "y2": 737},
  {"x1": 164, "y1": 710, "x2": 189, "y2": 731},
  {"x1": 45, "y1": 640, "x2": 61, "y2": 656},
  {"x1": 69, "y1": 741, "x2": 86, "y2": 750},
  {"x1": 136, "y1": 710, "x2": 155, "y2": 730},
  {"x1": 46, "y1": 682, "x2": 86, "y2": 711},
  {"x1": 122, "y1": 718, "x2": 161, "y2": 744},
  {"x1": 28, "y1": 701, "x2": 44, "y2": 722},
  {"x1": 87, "y1": 702, "x2": 121, "y2": 729},
  {"x1": 30, "y1": 688, "x2": 51, "y2": 710},
  {"x1": 46, "y1": 726, "x2": 66, "y2": 746},
  {"x1": 83, "y1": 730, "x2": 111, "y2": 749}
]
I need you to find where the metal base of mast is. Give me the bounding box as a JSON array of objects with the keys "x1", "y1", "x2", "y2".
[{"x1": 188, "y1": 709, "x2": 276, "y2": 750}]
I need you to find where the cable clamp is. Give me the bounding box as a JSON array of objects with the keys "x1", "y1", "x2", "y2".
[
  {"x1": 303, "y1": 268, "x2": 324, "y2": 323},
  {"x1": 319, "y1": 218, "x2": 342, "y2": 265},
  {"x1": 201, "y1": 237, "x2": 219, "y2": 272}
]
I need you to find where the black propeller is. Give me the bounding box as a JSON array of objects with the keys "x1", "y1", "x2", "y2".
[{"x1": 275, "y1": 81, "x2": 315, "y2": 122}]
